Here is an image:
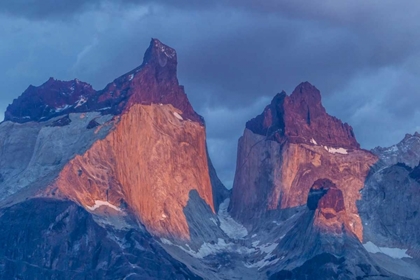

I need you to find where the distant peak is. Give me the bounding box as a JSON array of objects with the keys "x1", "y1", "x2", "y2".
[
  {"x1": 271, "y1": 91, "x2": 287, "y2": 104},
  {"x1": 290, "y1": 81, "x2": 322, "y2": 104},
  {"x1": 4, "y1": 77, "x2": 95, "y2": 123},
  {"x1": 152, "y1": 38, "x2": 176, "y2": 54},
  {"x1": 296, "y1": 81, "x2": 316, "y2": 91},
  {"x1": 402, "y1": 132, "x2": 420, "y2": 141},
  {"x1": 143, "y1": 38, "x2": 177, "y2": 67},
  {"x1": 403, "y1": 133, "x2": 413, "y2": 141},
  {"x1": 40, "y1": 77, "x2": 92, "y2": 89},
  {"x1": 246, "y1": 81, "x2": 359, "y2": 149}
]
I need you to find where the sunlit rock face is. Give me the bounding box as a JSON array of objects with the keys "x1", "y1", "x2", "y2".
[
  {"x1": 1, "y1": 39, "x2": 227, "y2": 241},
  {"x1": 266, "y1": 178, "x2": 389, "y2": 280},
  {"x1": 2, "y1": 38, "x2": 419, "y2": 279},
  {"x1": 0, "y1": 39, "x2": 229, "y2": 279},
  {"x1": 308, "y1": 178, "x2": 351, "y2": 235},
  {"x1": 45, "y1": 103, "x2": 214, "y2": 240},
  {"x1": 229, "y1": 83, "x2": 377, "y2": 241},
  {"x1": 307, "y1": 179, "x2": 344, "y2": 212}
]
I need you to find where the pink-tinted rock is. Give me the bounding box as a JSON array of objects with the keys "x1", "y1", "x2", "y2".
[
  {"x1": 5, "y1": 78, "x2": 95, "y2": 122},
  {"x1": 5, "y1": 39, "x2": 203, "y2": 125},
  {"x1": 230, "y1": 84, "x2": 377, "y2": 241},
  {"x1": 29, "y1": 39, "x2": 222, "y2": 241},
  {"x1": 308, "y1": 179, "x2": 345, "y2": 214},
  {"x1": 246, "y1": 82, "x2": 359, "y2": 149},
  {"x1": 97, "y1": 39, "x2": 203, "y2": 124}
]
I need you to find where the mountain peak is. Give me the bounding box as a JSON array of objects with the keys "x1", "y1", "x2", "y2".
[
  {"x1": 143, "y1": 38, "x2": 177, "y2": 68},
  {"x1": 290, "y1": 81, "x2": 322, "y2": 106},
  {"x1": 293, "y1": 81, "x2": 318, "y2": 94},
  {"x1": 4, "y1": 78, "x2": 95, "y2": 122},
  {"x1": 246, "y1": 82, "x2": 359, "y2": 149},
  {"x1": 4, "y1": 38, "x2": 203, "y2": 124},
  {"x1": 372, "y1": 131, "x2": 420, "y2": 168}
]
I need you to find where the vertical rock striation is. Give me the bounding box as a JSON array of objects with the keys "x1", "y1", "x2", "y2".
[
  {"x1": 2, "y1": 39, "x2": 227, "y2": 241},
  {"x1": 229, "y1": 82, "x2": 377, "y2": 240}
]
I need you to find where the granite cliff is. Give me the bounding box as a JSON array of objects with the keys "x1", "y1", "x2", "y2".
[
  {"x1": 229, "y1": 82, "x2": 377, "y2": 241},
  {"x1": 0, "y1": 39, "x2": 419, "y2": 280}
]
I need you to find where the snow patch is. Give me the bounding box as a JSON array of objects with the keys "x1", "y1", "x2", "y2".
[
  {"x1": 194, "y1": 238, "x2": 229, "y2": 258},
  {"x1": 363, "y1": 241, "x2": 412, "y2": 259},
  {"x1": 218, "y1": 199, "x2": 248, "y2": 239},
  {"x1": 128, "y1": 74, "x2": 134, "y2": 81},
  {"x1": 245, "y1": 254, "x2": 280, "y2": 269},
  {"x1": 272, "y1": 220, "x2": 282, "y2": 226},
  {"x1": 160, "y1": 238, "x2": 173, "y2": 246},
  {"x1": 245, "y1": 242, "x2": 280, "y2": 269},
  {"x1": 256, "y1": 242, "x2": 278, "y2": 254},
  {"x1": 74, "y1": 96, "x2": 87, "y2": 108},
  {"x1": 323, "y1": 146, "x2": 348, "y2": 155},
  {"x1": 123, "y1": 273, "x2": 138, "y2": 280},
  {"x1": 386, "y1": 145, "x2": 399, "y2": 153},
  {"x1": 86, "y1": 200, "x2": 121, "y2": 212},
  {"x1": 173, "y1": 112, "x2": 183, "y2": 120},
  {"x1": 55, "y1": 104, "x2": 70, "y2": 112},
  {"x1": 161, "y1": 238, "x2": 255, "y2": 259},
  {"x1": 310, "y1": 138, "x2": 317, "y2": 145},
  {"x1": 159, "y1": 45, "x2": 176, "y2": 58}
]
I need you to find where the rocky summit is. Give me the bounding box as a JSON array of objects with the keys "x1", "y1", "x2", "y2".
[{"x1": 0, "y1": 39, "x2": 419, "y2": 279}]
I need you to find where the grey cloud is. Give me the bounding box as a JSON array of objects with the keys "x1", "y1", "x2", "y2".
[{"x1": 0, "y1": 0, "x2": 100, "y2": 19}]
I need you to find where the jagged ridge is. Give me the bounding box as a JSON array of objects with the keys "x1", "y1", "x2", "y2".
[
  {"x1": 4, "y1": 39, "x2": 203, "y2": 124},
  {"x1": 246, "y1": 82, "x2": 359, "y2": 149}
]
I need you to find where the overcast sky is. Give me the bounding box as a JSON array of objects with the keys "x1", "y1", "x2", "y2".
[{"x1": 1, "y1": 1, "x2": 420, "y2": 187}]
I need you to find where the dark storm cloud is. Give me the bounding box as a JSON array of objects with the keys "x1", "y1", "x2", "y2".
[
  {"x1": 0, "y1": 0, "x2": 100, "y2": 19},
  {"x1": 1, "y1": 1, "x2": 420, "y2": 187},
  {"x1": 0, "y1": 0, "x2": 211, "y2": 20}
]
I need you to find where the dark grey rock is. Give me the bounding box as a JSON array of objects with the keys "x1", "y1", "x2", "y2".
[{"x1": 0, "y1": 198, "x2": 201, "y2": 280}]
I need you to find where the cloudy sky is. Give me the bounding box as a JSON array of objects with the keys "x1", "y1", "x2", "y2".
[{"x1": 1, "y1": 1, "x2": 420, "y2": 187}]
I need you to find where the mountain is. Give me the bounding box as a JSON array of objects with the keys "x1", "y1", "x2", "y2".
[
  {"x1": 226, "y1": 82, "x2": 420, "y2": 279},
  {"x1": 0, "y1": 39, "x2": 419, "y2": 279},
  {"x1": 372, "y1": 132, "x2": 420, "y2": 168},
  {"x1": 0, "y1": 38, "x2": 228, "y2": 279},
  {"x1": 229, "y1": 82, "x2": 376, "y2": 241}
]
